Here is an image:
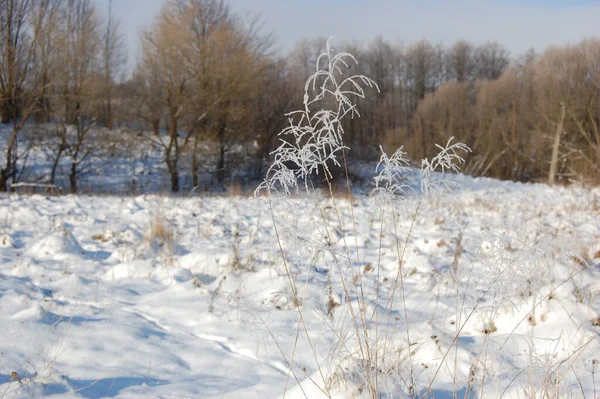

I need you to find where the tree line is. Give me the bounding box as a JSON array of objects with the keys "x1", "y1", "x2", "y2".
[{"x1": 1, "y1": 0, "x2": 599, "y2": 193}]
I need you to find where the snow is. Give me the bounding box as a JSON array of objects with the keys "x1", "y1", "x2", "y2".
[
  {"x1": 0, "y1": 124, "x2": 261, "y2": 195},
  {"x1": 0, "y1": 177, "x2": 599, "y2": 398}
]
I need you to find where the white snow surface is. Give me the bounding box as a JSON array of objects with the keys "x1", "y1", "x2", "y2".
[{"x1": 0, "y1": 177, "x2": 599, "y2": 398}]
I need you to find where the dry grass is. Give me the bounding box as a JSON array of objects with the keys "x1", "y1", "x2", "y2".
[
  {"x1": 91, "y1": 233, "x2": 111, "y2": 243},
  {"x1": 229, "y1": 231, "x2": 252, "y2": 271},
  {"x1": 11, "y1": 183, "x2": 63, "y2": 196},
  {"x1": 144, "y1": 214, "x2": 175, "y2": 254},
  {"x1": 226, "y1": 182, "x2": 245, "y2": 197},
  {"x1": 325, "y1": 180, "x2": 356, "y2": 202}
]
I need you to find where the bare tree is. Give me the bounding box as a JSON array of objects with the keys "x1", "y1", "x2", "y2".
[
  {"x1": 29, "y1": 0, "x2": 60, "y2": 123},
  {"x1": 136, "y1": 0, "x2": 271, "y2": 191},
  {"x1": 129, "y1": 68, "x2": 164, "y2": 137},
  {"x1": 137, "y1": 1, "x2": 195, "y2": 192},
  {"x1": 287, "y1": 37, "x2": 329, "y2": 91},
  {"x1": 446, "y1": 40, "x2": 475, "y2": 82},
  {"x1": 251, "y1": 59, "x2": 294, "y2": 172},
  {"x1": 49, "y1": 0, "x2": 103, "y2": 192},
  {"x1": 475, "y1": 41, "x2": 510, "y2": 80},
  {"x1": 0, "y1": 0, "x2": 31, "y2": 124},
  {"x1": 0, "y1": 0, "x2": 47, "y2": 191},
  {"x1": 405, "y1": 40, "x2": 443, "y2": 110},
  {"x1": 101, "y1": 0, "x2": 126, "y2": 129},
  {"x1": 404, "y1": 40, "x2": 444, "y2": 157}
]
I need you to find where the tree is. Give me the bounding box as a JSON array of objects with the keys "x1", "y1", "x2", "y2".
[
  {"x1": 137, "y1": 0, "x2": 271, "y2": 191},
  {"x1": 363, "y1": 37, "x2": 397, "y2": 146},
  {"x1": 446, "y1": 40, "x2": 475, "y2": 82},
  {"x1": 137, "y1": 1, "x2": 193, "y2": 192},
  {"x1": 30, "y1": 0, "x2": 60, "y2": 123},
  {"x1": 50, "y1": 0, "x2": 103, "y2": 192},
  {"x1": 250, "y1": 59, "x2": 294, "y2": 173},
  {"x1": 405, "y1": 40, "x2": 444, "y2": 158},
  {"x1": 100, "y1": 0, "x2": 126, "y2": 130},
  {"x1": 475, "y1": 41, "x2": 510, "y2": 80},
  {"x1": 0, "y1": 0, "x2": 50, "y2": 191},
  {"x1": 0, "y1": 0, "x2": 30, "y2": 124}
]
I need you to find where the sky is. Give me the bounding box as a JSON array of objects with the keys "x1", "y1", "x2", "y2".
[{"x1": 96, "y1": 0, "x2": 600, "y2": 69}]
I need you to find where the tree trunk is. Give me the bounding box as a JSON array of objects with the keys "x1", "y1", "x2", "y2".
[
  {"x1": 36, "y1": 71, "x2": 51, "y2": 123},
  {"x1": 0, "y1": 127, "x2": 18, "y2": 191},
  {"x1": 50, "y1": 144, "x2": 65, "y2": 185},
  {"x1": 0, "y1": 156, "x2": 9, "y2": 191},
  {"x1": 152, "y1": 119, "x2": 160, "y2": 136},
  {"x1": 10, "y1": 139, "x2": 18, "y2": 186},
  {"x1": 1, "y1": 101, "x2": 10, "y2": 124},
  {"x1": 192, "y1": 133, "x2": 199, "y2": 188},
  {"x1": 105, "y1": 99, "x2": 113, "y2": 130},
  {"x1": 548, "y1": 103, "x2": 566, "y2": 186},
  {"x1": 192, "y1": 163, "x2": 198, "y2": 188},
  {"x1": 216, "y1": 122, "x2": 226, "y2": 184},
  {"x1": 170, "y1": 169, "x2": 179, "y2": 192},
  {"x1": 69, "y1": 161, "x2": 77, "y2": 193},
  {"x1": 166, "y1": 108, "x2": 179, "y2": 192},
  {"x1": 1, "y1": 99, "x2": 19, "y2": 125}
]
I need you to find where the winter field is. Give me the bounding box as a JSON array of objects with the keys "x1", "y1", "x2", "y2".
[
  {"x1": 2, "y1": 43, "x2": 600, "y2": 399},
  {"x1": 0, "y1": 173, "x2": 599, "y2": 398}
]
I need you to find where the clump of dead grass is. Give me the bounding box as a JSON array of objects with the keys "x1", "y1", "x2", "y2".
[
  {"x1": 144, "y1": 214, "x2": 175, "y2": 255},
  {"x1": 226, "y1": 182, "x2": 246, "y2": 197}
]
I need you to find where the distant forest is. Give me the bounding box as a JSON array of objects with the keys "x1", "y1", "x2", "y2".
[{"x1": 2, "y1": 0, "x2": 600, "y2": 193}]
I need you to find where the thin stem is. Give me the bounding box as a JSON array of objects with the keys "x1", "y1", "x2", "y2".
[
  {"x1": 383, "y1": 199, "x2": 421, "y2": 395},
  {"x1": 267, "y1": 195, "x2": 331, "y2": 398}
]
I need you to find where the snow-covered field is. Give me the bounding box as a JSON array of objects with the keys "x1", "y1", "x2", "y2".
[{"x1": 1, "y1": 175, "x2": 599, "y2": 398}]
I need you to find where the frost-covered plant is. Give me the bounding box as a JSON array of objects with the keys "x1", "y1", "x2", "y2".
[
  {"x1": 372, "y1": 137, "x2": 470, "y2": 201},
  {"x1": 420, "y1": 137, "x2": 471, "y2": 197},
  {"x1": 258, "y1": 39, "x2": 474, "y2": 399},
  {"x1": 256, "y1": 39, "x2": 378, "y2": 196},
  {"x1": 372, "y1": 145, "x2": 411, "y2": 199},
  {"x1": 255, "y1": 45, "x2": 597, "y2": 396},
  {"x1": 479, "y1": 232, "x2": 555, "y2": 304},
  {"x1": 374, "y1": 140, "x2": 470, "y2": 397}
]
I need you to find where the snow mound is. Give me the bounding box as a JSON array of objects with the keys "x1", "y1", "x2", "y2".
[
  {"x1": 10, "y1": 304, "x2": 52, "y2": 323},
  {"x1": 28, "y1": 228, "x2": 85, "y2": 259},
  {"x1": 178, "y1": 251, "x2": 232, "y2": 275},
  {"x1": 103, "y1": 260, "x2": 191, "y2": 282}
]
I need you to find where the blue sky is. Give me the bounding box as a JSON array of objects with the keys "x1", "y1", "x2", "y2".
[{"x1": 96, "y1": 0, "x2": 600, "y2": 68}]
